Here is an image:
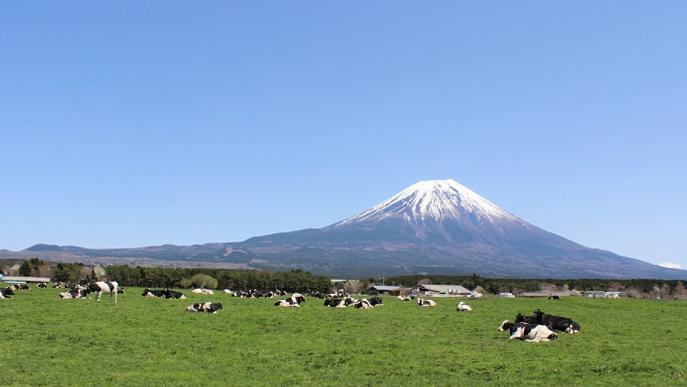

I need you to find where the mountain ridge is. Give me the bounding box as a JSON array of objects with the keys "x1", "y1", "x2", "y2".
[{"x1": 5, "y1": 179, "x2": 686, "y2": 279}]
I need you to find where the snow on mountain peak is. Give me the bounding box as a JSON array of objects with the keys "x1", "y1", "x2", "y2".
[{"x1": 335, "y1": 179, "x2": 518, "y2": 226}]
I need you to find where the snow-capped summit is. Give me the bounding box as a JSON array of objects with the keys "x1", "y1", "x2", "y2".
[{"x1": 335, "y1": 179, "x2": 518, "y2": 227}]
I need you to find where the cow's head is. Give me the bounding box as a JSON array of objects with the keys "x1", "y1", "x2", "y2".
[
  {"x1": 566, "y1": 321, "x2": 581, "y2": 334},
  {"x1": 499, "y1": 320, "x2": 513, "y2": 331}
]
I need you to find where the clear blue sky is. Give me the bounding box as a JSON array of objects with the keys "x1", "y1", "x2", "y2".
[{"x1": 1, "y1": 2, "x2": 685, "y2": 267}]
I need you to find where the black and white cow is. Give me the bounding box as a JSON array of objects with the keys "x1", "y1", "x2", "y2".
[
  {"x1": 275, "y1": 293, "x2": 305, "y2": 308},
  {"x1": 548, "y1": 295, "x2": 560, "y2": 300},
  {"x1": 368, "y1": 297, "x2": 383, "y2": 306},
  {"x1": 397, "y1": 296, "x2": 411, "y2": 301},
  {"x1": 324, "y1": 297, "x2": 357, "y2": 308},
  {"x1": 514, "y1": 313, "x2": 538, "y2": 324},
  {"x1": 456, "y1": 301, "x2": 472, "y2": 312},
  {"x1": 59, "y1": 288, "x2": 89, "y2": 300},
  {"x1": 499, "y1": 320, "x2": 558, "y2": 342},
  {"x1": 87, "y1": 281, "x2": 119, "y2": 303},
  {"x1": 0, "y1": 288, "x2": 9, "y2": 299},
  {"x1": 36, "y1": 283, "x2": 48, "y2": 288},
  {"x1": 142, "y1": 288, "x2": 187, "y2": 299},
  {"x1": 533, "y1": 309, "x2": 581, "y2": 334},
  {"x1": 186, "y1": 302, "x2": 223, "y2": 313},
  {"x1": 352, "y1": 299, "x2": 374, "y2": 309},
  {"x1": 417, "y1": 298, "x2": 436, "y2": 307},
  {"x1": 2, "y1": 287, "x2": 15, "y2": 297}
]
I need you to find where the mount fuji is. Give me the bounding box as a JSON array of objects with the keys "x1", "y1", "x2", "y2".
[
  {"x1": 228, "y1": 179, "x2": 685, "y2": 278},
  {"x1": 11, "y1": 179, "x2": 687, "y2": 279}
]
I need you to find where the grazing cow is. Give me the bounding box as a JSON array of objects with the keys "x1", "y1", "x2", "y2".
[
  {"x1": 275, "y1": 293, "x2": 305, "y2": 307},
  {"x1": 59, "y1": 288, "x2": 89, "y2": 300},
  {"x1": 417, "y1": 298, "x2": 436, "y2": 307},
  {"x1": 192, "y1": 289, "x2": 215, "y2": 295},
  {"x1": 499, "y1": 320, "x2": 558, "y2": 342},
  {"x1": 533, "y1": 309, "x2": 581, "y2": 334},
  {"x1": 185, "y1": 302, "x2": 223, "y2": 313},
  {"x1": 87, "y1": 281, "x2": 119, "y2": 303},
  {"x1": 36, "y1": 283, "x2": 48, "y2": 289},
  {"x1": 456, "y1": 301, "x2": 472, "y2": 312}
]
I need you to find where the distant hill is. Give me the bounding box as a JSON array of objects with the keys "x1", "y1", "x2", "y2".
[{"x1": 6, "y1": 179, "x2": 686, "y2": 279}]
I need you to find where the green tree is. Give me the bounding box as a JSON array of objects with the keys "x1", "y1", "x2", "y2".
[{"x1": 19, "y1": 261, "x2": 32, "y2": 276}]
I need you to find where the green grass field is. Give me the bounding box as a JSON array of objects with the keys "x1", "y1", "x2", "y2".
[{"x1": 1, "y1": 286, "x2": 686, "y2": 386}]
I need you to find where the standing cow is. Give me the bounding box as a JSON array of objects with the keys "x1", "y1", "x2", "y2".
[{"x1": 87, "y1": 281, "x2": 120, "y2": 303}]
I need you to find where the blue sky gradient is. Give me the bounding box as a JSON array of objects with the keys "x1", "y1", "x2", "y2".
[{"x1": 1, "y1": 2, "x2": 685, "y2": 267}]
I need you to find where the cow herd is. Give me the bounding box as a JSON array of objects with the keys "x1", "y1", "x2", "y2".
[
  {"x1": 323, "y1": 296, "x2": 383, "y2": 309},
  {"x1": 3, "y1": 282, "x2": 583, "y2": 343}
]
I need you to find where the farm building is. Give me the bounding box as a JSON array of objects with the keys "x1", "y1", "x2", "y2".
[
  {"x1": 417, "y1": 284, "x2": 472, "y2": 297},
  {"x1": 0, "y1": 274, "x2": 50, "y2": 284},
  {"x1": 583, "y1": 290, "x2": 626, "y2": 299},
  {"x1": 366, "y1": 285, "x2": 403, "y2": 296},
  {"x1": 519, "y1": 291, "x2": 572, "y2": 298}
]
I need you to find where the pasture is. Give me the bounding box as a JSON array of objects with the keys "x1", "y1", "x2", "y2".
[{"x1": 1, "y1": 287, "x2": 686, "y2": 385}]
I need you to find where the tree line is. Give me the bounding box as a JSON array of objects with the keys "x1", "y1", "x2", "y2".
[{"x1": 105, "y1": 265, "x2": 331, "y2": 292}]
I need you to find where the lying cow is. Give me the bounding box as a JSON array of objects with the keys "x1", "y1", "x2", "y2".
[
  {"x1": 186, "y1": 302, "x2": 223, "y2": 313},
  {"x1": 499, "y1": 320, "x2": 558, "y2": 342},
  {"x1": 456, "y1": 301, "x2": 472, "y2": 312},
  {"x1": 0, "y1": 289, "x2": 9, "y2": 299},
  {"x1": 397, "y1": 296, "x2": 411, "y2": 301},
  {"x1": 368, "y1": 297, "x2": 383, "y2": 306},
  {"x1": 142, "y1": 288, "x2": 187, "y2": 299},
  {"x1": 324, "y1": 297, "x2": 356, "y2": 308},
  {"x1": 353, "y1": 299, "x2": 374, "y2": 309},
  {"x1": 36, "y1": 283, "x2": 48, "y2": 289},
  {"x1": 192, "y1": 288, "x2": 215, "y2": 295},
  {"x1": 514, "y1": 313, "x2": 539, "y2": 324},
  {"x1": 534, "y1": 309, "x2": 581, "y2": 334},
  {"x1": 275, "y1": 293, "x2": 306, "y2": 307},
  {"x1": 417, "y1": 298, "x2": 436, "y2": 307},
  {"x1": 59, "y1": 288, "x2": 89, "y2": 300}
]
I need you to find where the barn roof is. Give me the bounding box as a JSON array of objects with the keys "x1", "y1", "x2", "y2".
[
  {"x1": 418, "y1": 284, "x2": 472, "y2": 294},
  {"x1": 1, "y1": 275, "x2": 51, "y2": 283},
  {"x1": 367, "y1": 285, "x2": 401, "y2": 291}
]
